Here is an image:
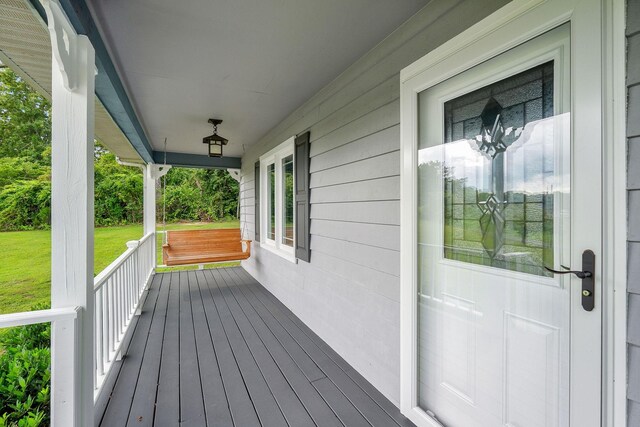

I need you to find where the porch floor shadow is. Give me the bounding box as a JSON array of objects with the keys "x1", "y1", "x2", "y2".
[{"x1": 95, "y1": 267, "x2": 415, "y2": 427}]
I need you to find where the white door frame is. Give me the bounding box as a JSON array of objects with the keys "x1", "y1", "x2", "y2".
[{"x1": 399, "y1": 0, "x2": 627, "y2": 425}]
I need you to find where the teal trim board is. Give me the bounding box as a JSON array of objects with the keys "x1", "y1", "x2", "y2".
[{"x1": 153, "y1": 152, "x2": 242, "y2": 169}]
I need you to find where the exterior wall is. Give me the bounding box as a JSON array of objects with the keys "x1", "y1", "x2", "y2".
[
  {"x1": 239, "y1": 0, "x2": 508, "y2": 405},
  {"x1": 628, "y1": 0, "x2": 640, "y2": 424}
]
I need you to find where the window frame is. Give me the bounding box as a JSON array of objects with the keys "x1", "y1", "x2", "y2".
[{"x1": 259, "y1": 137, "x2": 296, "y2": 262}]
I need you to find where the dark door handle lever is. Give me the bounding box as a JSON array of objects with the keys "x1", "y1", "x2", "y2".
[
  {"x1": 544, "y1": 265, "x2": 592, "y2": 279},
  {"x1": 545, "y1": 250, "x2": 595, "y2": 311}
]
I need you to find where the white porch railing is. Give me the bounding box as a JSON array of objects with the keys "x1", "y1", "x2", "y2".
[
  {"x1": 0, "y1": 307, "x2": 80, "y2": 423},
  {"x1": 93, "y1": 231, "x2": 155, "y2": 395}
]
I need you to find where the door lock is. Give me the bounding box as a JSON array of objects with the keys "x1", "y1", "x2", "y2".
[{"x1": 544, "y1": 250, "x2": 595, "y2": 311}]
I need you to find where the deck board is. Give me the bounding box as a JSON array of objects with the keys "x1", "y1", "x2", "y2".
[
  {"x1": 223, "y1": 269, "x2": 343, "y2": 427},
  {"x1": 190, "y1": 271, "x2": 234, "y2": 426},
  {"x1": 206, "y1": 269, "x2": 288, "y2": 427},
  {"x1": 196, "y1": 270, "x2": 260, "y2": 427},
  {"x1": 97, "y1": 267, "x2": 415, "y2": 427},
  {"x1": 99, "y1": 273, "x2": 162, "y2": 427},
  {"x1": 126, "y1": 273, "x2": 170, "y2": 427},
  {"x1": 215, "y1": 268, "x2": 315, "y2": 427},
  {"x1": 179, "y1": 271, "x2": 207, "y2": 426},
  {"x1": 154, "y1": 272, "x2": 181, "y2": 426}
]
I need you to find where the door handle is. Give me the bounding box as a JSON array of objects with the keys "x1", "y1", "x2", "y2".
[
  {"x1": 544, "y1": 250, "x2": 595, "y2": 311},
  {"x1": 543, "y1": 266, "x2": 592, "y2": 279}
]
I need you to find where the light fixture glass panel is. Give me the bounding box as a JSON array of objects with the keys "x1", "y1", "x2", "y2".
[
  {"x1": 209, "y1": 143, "x2": 222, "y2": 157},
  {"x1": 282, "y1": 155, "x2": 294, "y2": 247}
]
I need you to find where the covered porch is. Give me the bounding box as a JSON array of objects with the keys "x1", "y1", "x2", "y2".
[
  {"x1": 95, "y1": 267, "x2": 413, "y2": 427},
  {"x1": 0, "y1": 0, "x2": 633, "y2": 425}
]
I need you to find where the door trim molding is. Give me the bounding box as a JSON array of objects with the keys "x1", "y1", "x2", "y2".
[
  {"x1": 399, "y1": 0, "x2": 622, "y2": 425},
  {"x1": 604, "y1": 0, "x2": 628, "y2": 425}
]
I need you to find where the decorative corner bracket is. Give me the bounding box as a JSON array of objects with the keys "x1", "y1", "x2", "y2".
[
  {"x1": 148, "y1": 164, "x2": 171, "y2": 180},
  {"x1": 40, "y1": 0, "x2": 81, "y2": 91},
  {"x1": 227, "y1": 168, "x2": 241, "y2": 183}
]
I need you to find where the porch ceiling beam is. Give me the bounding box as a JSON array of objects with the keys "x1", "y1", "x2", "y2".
[
  {"x1": 152, "y1": 151, "x2": 242, "y2": 170},
  {"x1": 29, "y1": 0, "x2": 155, "y2": 163}
]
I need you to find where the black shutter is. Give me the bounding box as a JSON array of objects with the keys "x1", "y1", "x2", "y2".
[
  {"x1": 294, "y1": 131, "x2": 311, "y2": 262},
  {"x1": 254, "y1": 161, "x2": 260, "y2": 242}
]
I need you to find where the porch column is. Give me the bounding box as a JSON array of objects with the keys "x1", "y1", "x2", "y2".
[
  {"x1": 143, "y1": 165, "x2": 157, "y2": 237},
  {"x1": 42, "y1": 0, "x2": 95, "y2": 425},
  {"x1": 144, "y1": 164, "x2": 170, "y2": 268}
]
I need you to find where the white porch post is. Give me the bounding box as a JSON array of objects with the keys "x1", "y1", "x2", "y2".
[
  {"x1": 42, "y1": 0, "x2": 95, "y2": 425},
  {"x1": 144, "y1": 165, "x2": 170, "y2": 269},
  {"x1": 143, "y1": 165, "x2": 157, "y2": 238}
]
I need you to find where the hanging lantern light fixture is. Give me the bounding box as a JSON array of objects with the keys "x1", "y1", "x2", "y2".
[{"x1": 202, "y1": 118, "x2": 228, "y2": 157}]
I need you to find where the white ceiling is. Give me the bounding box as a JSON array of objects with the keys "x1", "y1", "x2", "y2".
[{"x1": 87, "y1": 0, "x2": 428, "y2": 158}]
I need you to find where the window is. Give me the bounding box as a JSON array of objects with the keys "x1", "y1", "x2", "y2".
[
  {"x1": 282, "y1": 154, "x2": 294, "y2": 247},
  {"x1": 260, "y1": 137, "x2": 296, "y2": 261}
]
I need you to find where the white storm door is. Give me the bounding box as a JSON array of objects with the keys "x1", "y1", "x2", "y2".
[{"x1": 400, "y1": 2, "x2": 603, "y2": 427}]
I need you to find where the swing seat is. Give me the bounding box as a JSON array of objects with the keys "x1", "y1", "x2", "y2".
[{"x1": 162, "y1": 229, "x2": 251, "y2": 266}]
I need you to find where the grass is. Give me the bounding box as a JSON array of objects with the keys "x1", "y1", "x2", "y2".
[{"x1": 0, "y1": 220, "x2": 240, "y2": 314}]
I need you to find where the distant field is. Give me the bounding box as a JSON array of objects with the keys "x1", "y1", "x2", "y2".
[{"x1": 0, "y1": 220, "x2": 239, "y2": 314}]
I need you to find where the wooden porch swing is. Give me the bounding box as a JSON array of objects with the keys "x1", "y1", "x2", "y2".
[
  {"x1": 162, "y1": 228, "x2": 251, "y2": 266},
  {"x1": 159, "y1": 139, "x2": 251, "y2": 267}
]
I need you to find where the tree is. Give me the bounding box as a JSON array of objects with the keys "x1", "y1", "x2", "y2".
[{"x1": 0, "y1": 69, "x2": 51, "y2": 162}]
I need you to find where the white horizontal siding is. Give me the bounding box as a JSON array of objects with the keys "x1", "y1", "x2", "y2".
[
  {"x1": 239, "y1": 0, "x2": 509, "y2": 405},
  {"x1": 310, "y1": 151, "x2": 399, "y2": 188},
  {"x1": 310, "y1": 100, "x2": 399, "y2": 157},
  {"x1": 310, "y1": 176, "x2": 399, "y2": 203},
  {"x1": 310, "y1": 125, "x2": 400, "y2": 173},
  {"x1": 311, "y1": 201, "x2": 399, "y2": 226},
  {"x1": 311, "y1": 235, "x2": 399, "y2": 277},
  {"x1": 311, "y1": 219, "x2": 400, "y2": 251}
]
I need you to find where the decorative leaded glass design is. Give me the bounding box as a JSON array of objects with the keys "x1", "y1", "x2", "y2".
[
  {"x1": 442, "y1": 61, "x2": 555, "y2": 276},
  {"x1": 475, "y1": 97, "x2": 521, "y2": 159}
]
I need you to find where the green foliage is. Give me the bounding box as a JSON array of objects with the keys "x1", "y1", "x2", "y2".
[
  {"x1": 94, "y1": 148, "x2": 143, "y2": 226},
  {"x1": 0, "y1": 304, "x2": 51, "y2": 427},
  {"x1": 0, "y1": 66, "x2": 239, "y2": 231},
  {"x1": 0, "y1": 179, "x2": 50, "y2": 231},
  {"x1": 161, "y1": 168, "x2": 238, "y2": 223},
  {"x1": 0, "y1": 158, "x2": 49, "y2": 190},
  {"x1": 0, "y1": 304, "x2": 50, "y2": 351},
  {"x1": 0, "y1": 70, "x2": 51, "y2": 162}
]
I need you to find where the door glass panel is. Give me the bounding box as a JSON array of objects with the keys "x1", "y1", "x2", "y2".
[
  {"x1": 267, "y1": 163, "x2": 276, "y2": 240},
  {"x1": 441, "y1": 62, "x2": 555, "y2": 277},
  {"x1": 282, "y1": 154, "x2": 294, "y2": 247},
  {"x1": 416, "y1": 28, "x2": 571, "y2": 427}
]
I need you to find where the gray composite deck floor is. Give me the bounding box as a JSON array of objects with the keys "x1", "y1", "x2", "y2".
[{"x1": 95, "y1": 267, "x2": 415, "y2": 427}]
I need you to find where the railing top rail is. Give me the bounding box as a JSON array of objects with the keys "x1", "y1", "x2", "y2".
[
  {"x1": 138, "y1": 232, "x2": 154, "y2": 245},
  {"x1": 94, "y1": 232, "x2": 155, "y2": 290},
  {"x1": 0, "y1": 306, "x2": 79, "y2": 329}
]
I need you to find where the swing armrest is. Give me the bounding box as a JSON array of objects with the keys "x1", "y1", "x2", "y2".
[
  {"x1": 241, "y1": 239, "x2": 252, "y2": 255},
  {"x1": 161, "y1": 243, "x2": 171, "y2": 265}
]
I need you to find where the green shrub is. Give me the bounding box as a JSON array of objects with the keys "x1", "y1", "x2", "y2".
[
  {"x1": 0, "y1": 179, "x2": 51, "y2": 231},
  {"x1": 0, "y1": 304, "x2": 51, "y2": 426}
]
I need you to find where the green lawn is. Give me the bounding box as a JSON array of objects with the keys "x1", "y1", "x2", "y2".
[{"x1": 0, "y1": 220, "x2": 240, "y2": 314}]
